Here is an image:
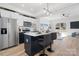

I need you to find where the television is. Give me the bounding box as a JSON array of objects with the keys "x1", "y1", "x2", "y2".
[{"x1": 70, "y1": 21, "x2": 79, "y2": 29}]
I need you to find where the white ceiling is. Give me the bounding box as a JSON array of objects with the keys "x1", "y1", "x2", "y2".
[{"x1": 0, "y1": 3, "x2": 78, "y2": 18}]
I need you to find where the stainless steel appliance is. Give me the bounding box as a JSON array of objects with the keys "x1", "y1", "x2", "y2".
[{"x1": 0, "y1": 17, "x2": 18, "y2": 50}]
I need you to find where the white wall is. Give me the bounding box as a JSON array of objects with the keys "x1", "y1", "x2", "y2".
[
  {"x1": 39, "y1": 15, "x2": 79, "y2": 37},
  {"x1": 39, "y1": 16, "x2": 67, "y2": 31}
]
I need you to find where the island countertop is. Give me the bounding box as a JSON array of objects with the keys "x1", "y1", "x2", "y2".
[{"x1": 24, "y1": 31, "x2": 56, "y2": 37}]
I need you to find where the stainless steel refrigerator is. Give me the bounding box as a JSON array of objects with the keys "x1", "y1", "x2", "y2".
[{"x1": 0, "y1": 17, "x2": 18, "y2": 50}]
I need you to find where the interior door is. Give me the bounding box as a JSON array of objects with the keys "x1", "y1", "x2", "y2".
[
  {"x1": 1, "y1": 17, "x2": 9, "y2": 49},
  {"x1": 8, "y1": 19, "x2": 17, "y2": 47}
]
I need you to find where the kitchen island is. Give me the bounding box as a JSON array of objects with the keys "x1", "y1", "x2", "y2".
[{"x1": 24, "y1": 31, "x2": 57, "y2": 56}]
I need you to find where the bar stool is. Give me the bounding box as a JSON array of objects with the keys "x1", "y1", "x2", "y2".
[
  {"x1": 47, "y1": 41, "x2": 54, "y2": 52},
  {"x1": 38, "y1": 36, "x2": 48, "y2": 56}
]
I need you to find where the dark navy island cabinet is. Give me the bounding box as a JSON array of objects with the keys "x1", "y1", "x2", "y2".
[{"x1": 24, "y1": 33, "x2": 57, "y2": 56}]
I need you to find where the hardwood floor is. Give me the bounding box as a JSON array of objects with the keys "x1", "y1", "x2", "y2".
[
  {"x1": 0, "y1": 44, "x2": 26, "y2": 56},
  {"x1": 0, "y1": 36, "x2": 79, "y2": 56}
]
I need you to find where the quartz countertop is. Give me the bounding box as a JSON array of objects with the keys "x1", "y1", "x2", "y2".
[{"x1": 24, "y1": 31, "x2": 56, "y2": 37}]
